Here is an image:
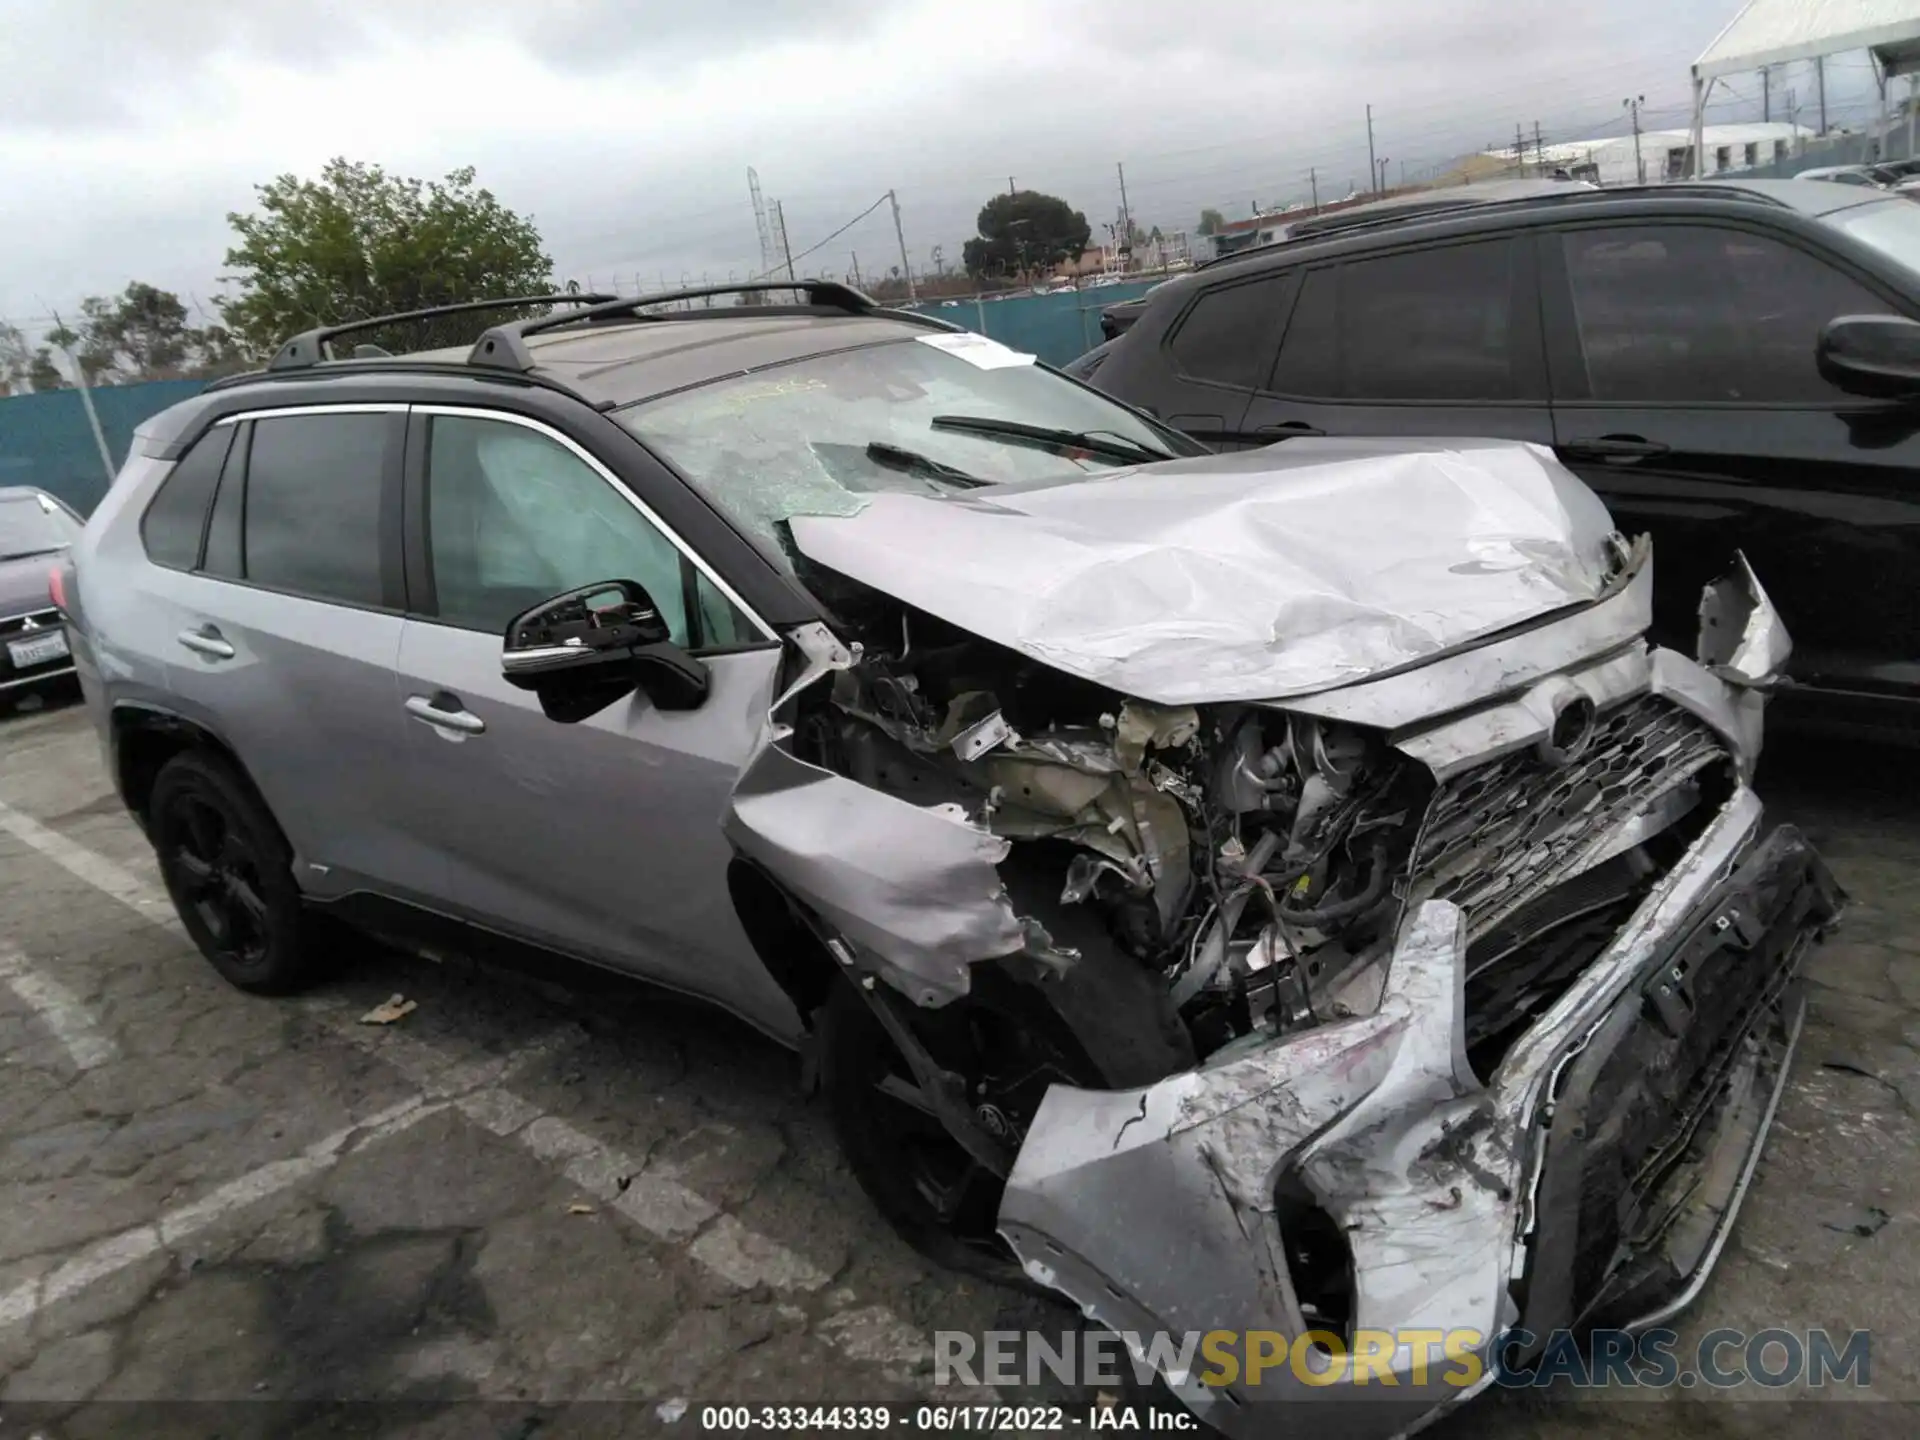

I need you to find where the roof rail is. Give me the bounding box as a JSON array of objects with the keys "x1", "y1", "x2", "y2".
[
  {"x1": 466, "y1": 280, "x2": 881, "y2": 371},
  {"x1": 265, "y1": 293, "x2": 618, "y2": 373}
]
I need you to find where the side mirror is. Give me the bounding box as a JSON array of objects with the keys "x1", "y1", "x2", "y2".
[
  {"x1": 1816, "y1": 314, "x2": 1920, "y2": 399},
  {"x1": 501, "y1": 579, "x2": 709, "y2": 723}
]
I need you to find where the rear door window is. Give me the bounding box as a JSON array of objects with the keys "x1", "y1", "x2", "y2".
[
  {"x1": 1556, "y1": 224, "x2": 1893, "y2": 403},
  {"x1": 239, "y1": 412, "x2": 393, "y2": 607},
  {"x1": 1166, "y1": 274, "x2": 1292, "y2": 389},
  {"x1": 1268, "y1": 239, "x2": 1526, "y2": 401}
]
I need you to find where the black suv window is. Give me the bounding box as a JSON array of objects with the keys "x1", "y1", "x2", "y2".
[
  {"x1": 140, "y1": 427, "x2": 233, "y2": 571},
  {"x1": 1558, "y1": 225, "x2": 1890, "y2": 403},
  {"x1": 240, "y1": 412, "x2": 391, "y2": 607},
  {"x1": 1166, "y1": 274, "x2": 1290, "y2": 389},
  {"x1": 1268, "y1": 239, "x2": 1522, "y2": 401}
]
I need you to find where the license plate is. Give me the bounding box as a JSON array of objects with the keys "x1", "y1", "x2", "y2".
[{"x1": 6, "y1": 629, "x2": 69, "y2": 667}]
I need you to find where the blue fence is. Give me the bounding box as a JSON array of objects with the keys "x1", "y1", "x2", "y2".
[
  {"x1": 902, "y1": 279, "x2": 1167, "y2": 366},
  {"x1": 0, "y1": 379, "x2": 208, "y2": 516}
]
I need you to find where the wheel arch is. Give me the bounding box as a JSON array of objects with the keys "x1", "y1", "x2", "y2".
[{"x1": 111, "y1": 704, "x2": 287, "y2": 850}]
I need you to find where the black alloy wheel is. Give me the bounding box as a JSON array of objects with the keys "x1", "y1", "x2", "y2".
[
  {"x1": 149, "y1": 751, "x2": 319, "y2": 994},
  {"x1": 819, "y1": 967, "x2": 1102, "y2": 1286}
]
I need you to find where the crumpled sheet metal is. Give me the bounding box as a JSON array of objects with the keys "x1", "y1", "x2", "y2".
[
  {"x1": 1650, "y1": 647, "x2": 1768, "y2": 777},
  {"x1": 999, "y1": 902, "x2": 1518, "y2": 1415},
  {"x1": 1000, "y1": 787, "x2": 1784, "y2": 1436},
  {"x1": 724, "y1": 739, "x2": 1024, "y2": 1006},
  {"x1": 788, "y1": 438, "x2": 1620, "y2": 706},
  {"x1": 1279, "y1": 538, "x2": 1653, "y2": 734},
  {"x1": 1696, "y1": 552, "x2": 1793, "y2": 686}
]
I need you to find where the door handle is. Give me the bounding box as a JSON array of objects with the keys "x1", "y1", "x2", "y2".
[
  {"x1": 1256, "y1": 421, "x2": 1327, "y2": 438},
  {"x1": 405, "y1": 693, "x2": 486, "y2": 736},
  {"x1": 176, "y1": 627, "x2": 235, "y2": 660},
  {"x1": 1562, "y1": 435, "x2": 1671, "y2": 462}
]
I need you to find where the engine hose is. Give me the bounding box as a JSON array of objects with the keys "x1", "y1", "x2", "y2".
[{"x1": 1272, "y1": 841, "x2": 1392, "y2": 927}]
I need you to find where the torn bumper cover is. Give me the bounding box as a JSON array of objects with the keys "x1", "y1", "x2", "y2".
[{"x1": 997, "y1": 793, "x2": 1840, "y2": 1438}]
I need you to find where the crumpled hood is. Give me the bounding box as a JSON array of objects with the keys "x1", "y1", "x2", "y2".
[{"x1": 787, "y1": 437, "x2": 1621, "y2": 706}]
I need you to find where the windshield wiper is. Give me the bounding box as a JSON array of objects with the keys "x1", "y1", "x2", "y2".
[
  {"x1": 864, "y1": 441, "x2": 992, "y2": 489},
  {"x1": 929, "y1": 415, "x2": 1171, "y2": 465},
  {"x1": 0, "y1": 546, "x2": 66, "y2": 563}
]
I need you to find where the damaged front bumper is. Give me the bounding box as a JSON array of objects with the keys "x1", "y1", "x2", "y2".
[{"x1": 997, "y1": 788, "x2": 1840, "y2": 1438}]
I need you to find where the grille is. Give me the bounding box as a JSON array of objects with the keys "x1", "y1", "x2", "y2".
[
  {"x1": 0, "y1": 607, "x2": 59, "y2": 637},
  {"x1": 1408, "y1": 696, "x2": 1727, "y2": 942}
]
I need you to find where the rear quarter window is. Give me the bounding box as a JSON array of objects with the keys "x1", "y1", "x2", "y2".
[
  {"x1": 139, "y1": 426, "x2": 234, "y2": 571},
  {"x1": 1166, "y1": 274, "x2": 1291, "y2": 389}
]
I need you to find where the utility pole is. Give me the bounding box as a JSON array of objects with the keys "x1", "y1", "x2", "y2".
[
  {"x1": 1625, "y1": 96, "x2": 1647, "y2": 184},
  {"x1": 773, "y1": 199, "x2": 796, "y2": 281},
  {"x1": 1817, "y1": 54, "x2": 1828, "y2": 133},
  {"x1": 887, "y1": 189, "x2": 916, "y2": 301},
  {"x1": 850, "y1": 252, "x2": 863, "y2": 290},
  {"x1": 1116, "y1": 161, "x2": 1132, "y2": 242},
  {"x1": 1534, "y1": 120, "x2": 1545, "y2": 175},
  {"x1": 1008, "y1": 176, "x2": 1016, "y2": 197},
  {"x1": 1762, "y1": 64, "x2": 1771, "y2": 122},
  {"x1": 1515, "y1": 122, "x2": 1527, "y2": 176},
  {"x1": 48, "y1": 314, "x2": 114, "y2": 485},
  {"x1": 1377, "y1": 156, "x2": 1390, "y2": 191},
  {"x1": 1366, "y1": 104, "x2": 1379, "y2": 194},
  {"x1": 1309, "y1": 167, "x2": 1319, "y2": 209}
]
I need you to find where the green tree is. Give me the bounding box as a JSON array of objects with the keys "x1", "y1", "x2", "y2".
[
  {"x1": 26, "y1": 350, "x2": 66, "y2": 393},
  {"x1": 219, "y1": 159, "x2": 555, "y2": 356},
  {"x1": 0, "y1": 322, "x2": 72, "y2": 393},
  {"x1": 0, "y1": 322, "x2": 33, "y2": 394},
  {"x1": 1197, "y1": 208, "x2": 1225, "y2": 236},
  {"x1": 61, "y1": 283, "x2": 242, "y2": 383},
  {"x1": 962, "y1": 190, "x2": 1091, "y2": 279}
]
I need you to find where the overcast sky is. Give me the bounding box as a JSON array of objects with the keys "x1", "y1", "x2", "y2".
[{"x1": 0, "y1": 0, "x2": 1893, "y2": 333}]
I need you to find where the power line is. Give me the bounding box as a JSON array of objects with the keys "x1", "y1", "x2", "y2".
[{"x1": 749, "y1": 193, "x2": 891, "y2": 280}]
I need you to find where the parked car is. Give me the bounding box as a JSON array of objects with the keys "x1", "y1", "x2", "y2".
[
  {"x1": 1082, "y1": 178, "x2": 1920, "y2": 742},
  {"x1": 64, "y1": 285, "x2": 1837, "y2": 1437},
  {"x1": 0, "y1": 486, "x2": 83, "y2": 707},
  {"x1": 1797, "y1": 163, "x2": 1903, "y2": 189}
]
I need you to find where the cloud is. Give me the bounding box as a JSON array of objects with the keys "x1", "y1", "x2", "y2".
[{"x1": 0, "y1": 0, "x2": 1827, "y2": 327}]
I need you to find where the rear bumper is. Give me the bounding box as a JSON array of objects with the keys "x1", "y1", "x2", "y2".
[
  {"x1": 0, "y1": 611, "x2": 75, "y2": 693},
  {"x1": 997, "y1": 790, "x2": 1839, "y2": 1439}
]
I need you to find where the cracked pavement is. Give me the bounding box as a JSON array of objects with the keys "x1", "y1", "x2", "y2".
[{"x1": 1, "y1": 690, "x2": 1917, "y2": 1437}]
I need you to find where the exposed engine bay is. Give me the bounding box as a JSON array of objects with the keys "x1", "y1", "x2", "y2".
[{"x1": 780, "y1": 577, "x2": 1731, "y2": 1095}]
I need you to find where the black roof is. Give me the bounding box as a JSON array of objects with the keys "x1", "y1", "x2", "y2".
[
  {"x1": 1169, "y1": 179, "x2": 1914, "y2": 295},
  {"x1": 204, "y1": 282, "x2": 964, "y2": 413}
]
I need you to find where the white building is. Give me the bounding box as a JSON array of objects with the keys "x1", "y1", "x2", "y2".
[{"x1": 1485, "y1": 121, "x2": 1815, "y2": 186}]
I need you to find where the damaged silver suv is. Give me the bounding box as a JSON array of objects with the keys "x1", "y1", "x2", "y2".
[{"x1": 63, "y1": 287, "x2": 1839, "y2": 1437}]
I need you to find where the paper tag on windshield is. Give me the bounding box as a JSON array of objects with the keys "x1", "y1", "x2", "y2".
[{"x1": 916, "y1": 331, "x2": 1036, "y2": 369}]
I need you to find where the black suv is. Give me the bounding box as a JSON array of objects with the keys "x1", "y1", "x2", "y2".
[{"x1": 1087, "y1": 179, "x2": 1920, "y2": 740}]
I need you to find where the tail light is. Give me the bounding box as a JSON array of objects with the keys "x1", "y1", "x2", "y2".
[{"x1": 47, "y1": 566, "x2": 68, "y2": 613}]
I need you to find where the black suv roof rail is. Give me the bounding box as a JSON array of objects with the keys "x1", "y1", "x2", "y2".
[
  {"x1": 1196, "y1": 182, "x2": 1792, "y2": 271},
  {"x1": 263, "y1": 293, "x2": 618, "y2": 373},
  {"x1": 465, "y1": 279, "x2": 921, "y2": 371},
  {"x1": 210, "y1": 281, "x2": 959, "y2": 399}
]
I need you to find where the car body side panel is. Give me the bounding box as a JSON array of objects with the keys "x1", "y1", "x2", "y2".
[{"x1": 389, "y1": 621, "x2": 801, "y2": 1038}]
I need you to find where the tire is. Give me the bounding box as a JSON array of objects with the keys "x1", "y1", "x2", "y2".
[
  {"x1": 817, "y1": 968, "x2": 1101, "y2": 1286},
  {"x1": 148, "y1": 751, "x2": 320, "y2": 994}
]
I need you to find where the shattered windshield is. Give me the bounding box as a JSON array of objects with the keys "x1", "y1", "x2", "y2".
[
  {"x1": 0, "y1": 494, "x2": 80, "y2": 562},
  {"x1": 617, "y1": 333, "x2": 1193, "y2": 564}
]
